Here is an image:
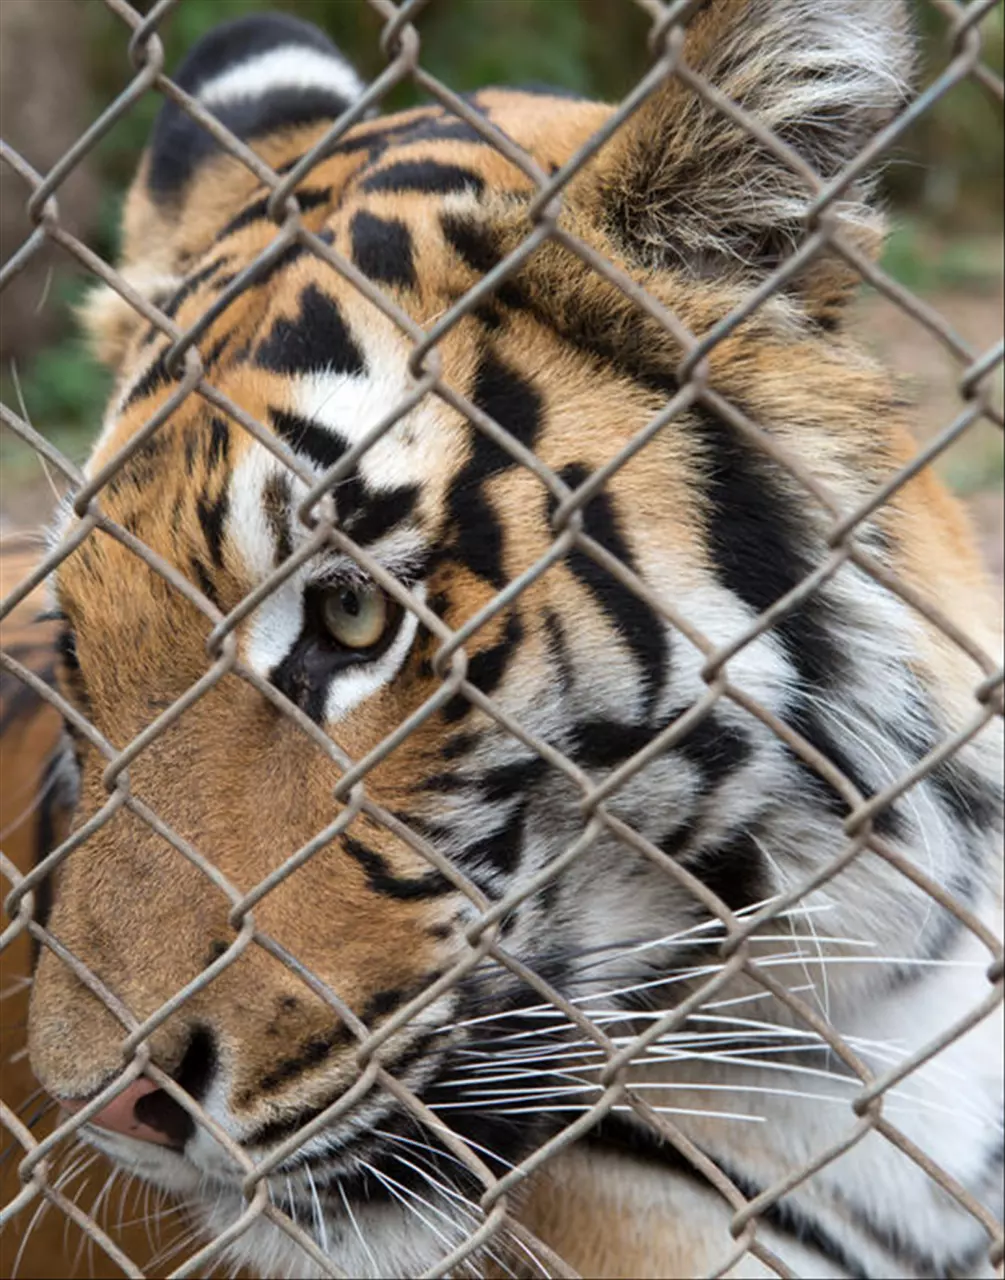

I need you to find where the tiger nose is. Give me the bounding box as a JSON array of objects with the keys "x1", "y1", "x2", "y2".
[{"x1": 62, "y1": 1078, "x2": 194, "y2": 1149}]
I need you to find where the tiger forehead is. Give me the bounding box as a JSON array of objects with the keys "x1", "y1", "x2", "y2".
[
  {"x1": 140, "y1": 88, "x2": 611, "y2": 303},
  {"x1": 71, "y1": 92, "x2": 630, "y2": 589},
  {"x1": 89, "y1": 101, "x2": 579, "y2": 457}
]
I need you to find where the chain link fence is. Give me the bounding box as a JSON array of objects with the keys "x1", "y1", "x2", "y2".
[{"x1": 1, "y1": 0, "x2": 1003, "y2": 1276}]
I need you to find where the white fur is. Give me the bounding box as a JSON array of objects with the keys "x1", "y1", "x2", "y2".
[
  {"x1": 295, "y1": 355, "x2": 454, "y2": 499},
  {"x1": 198, "y1": 46, "x2": 363, "y2": 112}
]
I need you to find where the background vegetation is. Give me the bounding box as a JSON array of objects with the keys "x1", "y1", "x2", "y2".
[{"x1": 1, "y1": 0, "x2": 1002, "y2": 475}]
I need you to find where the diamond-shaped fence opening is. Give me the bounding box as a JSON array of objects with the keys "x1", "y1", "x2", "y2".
[{"x1": 0, "y1": 1, "x2": 1002, "y2": 1277}]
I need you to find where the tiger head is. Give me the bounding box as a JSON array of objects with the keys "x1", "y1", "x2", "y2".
[{"x1": 26, "y1": 2, "x2": 1003, "y2": 1276}]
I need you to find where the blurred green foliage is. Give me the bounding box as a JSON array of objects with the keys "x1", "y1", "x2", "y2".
[{"x1": 2, "y1": 0, "x2": 1002, "y2": 457}]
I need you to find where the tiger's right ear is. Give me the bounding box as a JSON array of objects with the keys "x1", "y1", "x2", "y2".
[
  {"x1": 83, "y1": 12, "x2": 365, "y2": 367},
  {"x1": 569, "y1": 0, "x2": 912, "y2": 320}
]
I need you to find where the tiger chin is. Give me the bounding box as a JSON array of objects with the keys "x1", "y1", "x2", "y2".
[{"x1": 24, "y1": 2, "x2": 1002, "y2": 1278}]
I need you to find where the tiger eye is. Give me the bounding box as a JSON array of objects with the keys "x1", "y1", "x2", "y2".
[{"x1": 320, "y1": 583, "x2": 390, "y2": 650}]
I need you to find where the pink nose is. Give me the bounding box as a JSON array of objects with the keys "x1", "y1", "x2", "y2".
[{"x1": 62, "y1": 1079, "x2": 181, "y2": 1147}]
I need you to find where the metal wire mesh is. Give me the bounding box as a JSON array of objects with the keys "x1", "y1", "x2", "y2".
[{"x1": 0, "y1": 0, "x2": 1002, "y2": 1276}]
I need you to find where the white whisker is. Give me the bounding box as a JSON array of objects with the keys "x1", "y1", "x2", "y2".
[
  {"x1": 359, "y1": 1160, "x2": 458, "y2": 1256},
  {"x1": 338, "y1": 1175, "x2": 379, "y2": 1276}
]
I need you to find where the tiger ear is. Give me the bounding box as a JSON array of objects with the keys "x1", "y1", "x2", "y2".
[
  {"x1": 82, "y1": 13, "x2": 366, "y2": 367},
  {"x1": 141, "y1": 13, "x2": 365, "y2": 207},
  {"x1": 572, "y1": 0, "x2": 912, "y2": 318}
]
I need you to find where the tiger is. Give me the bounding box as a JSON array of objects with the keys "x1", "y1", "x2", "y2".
[{"x1": 10, "y1": 1, "x2": 1003, "y2": 1276}]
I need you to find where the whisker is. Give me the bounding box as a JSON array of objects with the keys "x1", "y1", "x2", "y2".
[
  {"x1": 337, "y1": 1176, "x2": 379, "y2": 1277},
  {"x1": 10, "y1": 1188, "x2": 52, "y2": 1278},
  {"x1": 0, "y1": 975, "x2": 33, "y2": 1000},
  {"x1": 430, "y1": 1100, "x2": 767, "y2": 1123},
  {"x1": 381, "y1": 1146, "x2": 515, "y2": 1276},
  {"x1": 358, "y1": 1160, "x2": 459, "y2": 1258},
  {"x1": 305, "y1": 1163, "x2": 329, "y2": 1257}
]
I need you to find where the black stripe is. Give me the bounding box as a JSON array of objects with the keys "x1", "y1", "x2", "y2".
[
  {"x1": 350, "y1": 210, "x2": 416, "y2": 289},
  {"x1": 207, "y1": 416, "x2": 230, "y2": 469},
  {"x1": 441, "y1": 612, "x2": 523, "y2": 723},
  {"x1": 362, "y1": 159, "x2": 485, "y2": 197},
  {"x1": 659, "y1": 816, "x2": 699, "y2": 859},
  {"x1": 786, "y1": 701, "x2": 901, "y2": 837},
  {"x1": 203, "y1": 332, "x2": 230, "y2": 371},
  {"x1": 441, "y1": 732, "x2": 480, "y2": 761},
  {"x1": 256, "y1": 283, "x2": 365, "y2": 377},
  {"x1": 124, "y1": 349, "x2": 172, "y2": 408},
  {"x1": 543, "y1": 610, "x2": 575, "y2": 694},
  {"x1": 245, "y1": 1030, "x2": 436, "y2": 1151},
  {"x1": 460, "y1": 801, "x2": 529, "y2": 876},
  {"x1": 446, "y1": 350, "x2": 542, "y2": 588},
  {"x1": 190, "y1": 557, "x2": 222, "y2": 610},
  {"x1": 676, "y1": 713, "x2": 751, "y2": 792},
  {"x1": 554, "y1": 463, "x2": 668, "y2": 715},
  {"x1": 895, "y1": 695, "x2": 1003, "y2": 834},
  {"x1": 342, "y1": 835, "x2": 452, "y2": 901},
  {"x1": 568, "y1": 719, "x2": 654, "y2": 769},
  {"x1": 262, "y1": 470, "x2": 293, "y2": 565},
  {"x1": 679, "y1": 393, "x2": 848, "y2": 692},
  {"x1": 473, "y1": 302, "x2": 504, "y2": 331},
  {"x1": 217, "y1": 185, "x2": 331, "y2": 241},
  {"x1": 270, "y1": 407, "x2": 348, "y2": 472},
  {"x1": 184, "y1": 428, "x2": 199, "y2": 475},
  {"x1": 196, "y1": 490, "x2": 228, "y2": 568},
  {"x1": 479, "y1": 754, "x2": 548, "y2": 805},
  {"x1": 720, "y1": 1157, "x2": 871, "y2": 1279},
  {"x1": 441, "y1": 213, "x2": 502, "y2": 274},
  {"x1": 929, "y1": 754, "x2": 1002, "y2": 832},
  {"x1": 568, "y1": 712, "x2": 749, "y2": 783},
  {"x1": 105, "y1": 433, "x2": 169, "y2": 499},
  {"x1": 255, "y1": 1022, "x2": 353, "y2": 1095},
  {"x1": 688, "y1": 829, "x2": 769, "y2": 911},
  {"x1": 142, "y1": 256, "x2": 230, "y2": 343},
  {"x1": 151, "y1": 88, "x2": 355, "y2": 197},
  {"x1": 244, "y1": 244, "x2": 308, "y2": 289},
  {"x1": 344, "y1": 484, "x2": 420, "y2": 547},
  {"x1": 331, "y1": 469, "x2": 367, "y2": 529},
  {"x1": 399, "y1": 118, "x2": 487, "y2": 146}
]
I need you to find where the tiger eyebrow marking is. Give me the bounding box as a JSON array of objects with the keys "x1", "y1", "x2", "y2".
[{"x1": 256, "y1": 284, "x2": 365, "y2": 378}]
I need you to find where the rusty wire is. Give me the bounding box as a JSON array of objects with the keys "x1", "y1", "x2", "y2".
[{"x1": 1, "y1": 0, "x2": 1003, "y2": 1277}]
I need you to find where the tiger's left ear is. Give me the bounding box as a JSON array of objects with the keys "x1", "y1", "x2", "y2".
[
  {"x1": 83, "y1": 13, "x2": 366, "y2": 367},
  {"x1": 571, "y1": 0, "x2": 912, "y2": 320}
]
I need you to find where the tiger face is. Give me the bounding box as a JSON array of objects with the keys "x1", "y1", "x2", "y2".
[{"x1": 26, "y1": 3, "x2": 1003, "y2": 1277}]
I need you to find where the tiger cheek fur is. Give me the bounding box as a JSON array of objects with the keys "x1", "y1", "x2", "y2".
[{"x1": 26, "y1": 4, "x2": 1003, "y2": 1278}]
